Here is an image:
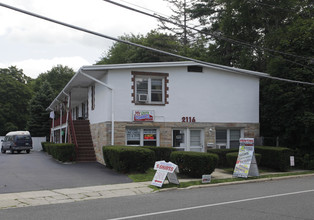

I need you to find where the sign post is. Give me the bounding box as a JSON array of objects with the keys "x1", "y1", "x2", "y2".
[
  {"x1": 233, "y1": 138, "x2": 259, "y2": 178},
  {"x1": 151, "y1": 161, "x2": 179, "y2": 187}
]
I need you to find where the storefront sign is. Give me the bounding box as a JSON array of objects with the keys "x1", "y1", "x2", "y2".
[
  {"x1": 233, "y1": 138, "x2": 259, "y2": 178},
  {"x1": 151, "y1": 161, "x2": 179, "y2": 187},
  {"x1": 133, "y1": 110, "x2": 154, "y2": 121}
]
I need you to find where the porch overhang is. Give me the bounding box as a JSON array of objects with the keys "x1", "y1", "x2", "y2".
[{"x1": 46, "y1": 68, "x2": 109, "y2": 110}]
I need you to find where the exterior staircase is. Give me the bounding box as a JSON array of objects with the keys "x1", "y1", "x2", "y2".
[{"x1": 72, "y1": 120, "x2": 96, "y2": 162}]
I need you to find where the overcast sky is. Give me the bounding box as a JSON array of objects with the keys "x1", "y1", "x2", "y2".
[{"x1": 0, "y1": 0, "x2": 171, "y2": 78}]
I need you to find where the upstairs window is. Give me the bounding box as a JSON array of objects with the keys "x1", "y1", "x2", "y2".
[{"x1": 132, "y1": 72, "x2": 169, "y2": 105}]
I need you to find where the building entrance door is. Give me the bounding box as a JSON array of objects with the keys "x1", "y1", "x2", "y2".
[{"x1": 172, "y1": 129, "x2": 204, "y2": 152}]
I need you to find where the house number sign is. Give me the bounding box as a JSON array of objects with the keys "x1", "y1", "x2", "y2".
[{"x1": 182, "y1": 117, "x2": 196, "y2": 123}]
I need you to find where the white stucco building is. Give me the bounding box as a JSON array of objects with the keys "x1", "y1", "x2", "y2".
[{"x1": 47, "y1": 61, "x2": 268, "y2": 164}]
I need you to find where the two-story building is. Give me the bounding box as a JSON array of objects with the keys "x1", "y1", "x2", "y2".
[{"x1": 47, "y1": 61, "x2": 268, "y2": 164}]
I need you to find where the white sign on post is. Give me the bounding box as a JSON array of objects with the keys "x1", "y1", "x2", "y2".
[
  {"x1": 233, "y1": 138, "x2": 259, "y2": 178},
  {"x1": 151, "y1": 161, "x2": 180, "y2": 187},
  {"x1": 290, "y1": 156, "x2": 295, "y2": 166}
]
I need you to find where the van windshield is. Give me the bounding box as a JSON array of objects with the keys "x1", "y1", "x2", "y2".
[{"x1": 16, "y1": 135, "x2": 31, "y2": 141}]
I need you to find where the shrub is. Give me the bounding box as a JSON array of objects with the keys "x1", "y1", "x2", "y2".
[
  {"x1": 207, "y1": 148, "x2": 238, "y2": 167},
  {"x1": 102, "y1": 146, "x2": 155, "y2": 173},
  {"x1": 140, "y1": 146, "x2": 175, "y2": 161},
  {"x1": 170, "y1": 151, "x2": 218, "y2": 178},
  {"x1": 226, "y1": 152, "x2": 262, "y2": 167},
  {"x1": 41, "y1": 142, "x2": 49, "y2": 152},
  {"x1": 45, "y1": 143, "x2": 76, "y2": 162},
  {"x1": 255, "y1": 146, "x2": 294, "y2": 171}
]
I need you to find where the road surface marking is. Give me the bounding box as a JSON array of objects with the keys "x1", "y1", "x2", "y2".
[{"x1": 107, "y1": 189, "x2": 314, "y2": 220}]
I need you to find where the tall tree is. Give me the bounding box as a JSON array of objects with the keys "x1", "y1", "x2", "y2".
[
  {"x1": 189, "y1": 0, "x2": 314, "y2": 151},
  {"x1": 158, "y1": 0, "x2": 197, "y2": 47},
  {"x1": 27, "y1": 81, "x2": 54, "y2": 138},
  {"x1": 0, "y1": 66, "x2": 32, "y2": 135},
  {"x1": 97, "y1": 31, "x2": 182, "y2": 64},
  {"x1": 31, "y1": 65, "x2": 75, "y2": 97}
]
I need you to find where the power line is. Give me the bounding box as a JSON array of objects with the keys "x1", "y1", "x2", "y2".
[
  {"x1": 102, "y1": 0, "x2": 314, "y2": 66},
  {"x1": 0, "y1": 2, "x2": 313, "y2": 86}
]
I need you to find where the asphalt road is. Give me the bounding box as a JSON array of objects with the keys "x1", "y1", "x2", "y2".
[
  {"x1": 0, "y1": 151, "x2": 132, "y2": 193},
  {"x1": 0, "y1": 175, "x2": 313, "y2": 219}
]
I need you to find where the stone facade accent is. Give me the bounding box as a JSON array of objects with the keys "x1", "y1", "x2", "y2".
[
  {"x1": 90, "y1": 122, "x2": 111, "y2": 164},
  {"x1": 90, "y1": 121, "x2": 260, "y2": 165}
]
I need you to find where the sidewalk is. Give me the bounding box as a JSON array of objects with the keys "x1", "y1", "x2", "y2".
[
  {"x1": 0, "y1": 169, "x2": 231, "y2": 210},
  {"x1": 2, "y1": 169, "x2": 312, "y2": 210}
]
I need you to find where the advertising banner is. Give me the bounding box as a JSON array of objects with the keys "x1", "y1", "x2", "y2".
[
  {"x1": 133, "y1": 110, "x2": 154, "y2": 121},
  {"x1": 233, "y1": 138, "x2": 259, "y2": 178},
  {"x1": 151, "y1": 161, "x2": 179, "y2": 187}
]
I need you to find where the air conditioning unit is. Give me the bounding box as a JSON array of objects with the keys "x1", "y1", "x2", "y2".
[{"x1": 138, "y1": 94, "x2": 148, "y2": 102}]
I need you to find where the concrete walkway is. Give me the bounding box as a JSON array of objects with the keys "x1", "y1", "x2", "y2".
[
  {"x1": 0, "y1": 169, "x2": 230, "y2": 210},
  {"x1": 1, "y1": 169, "x2": 312, "y2": 210}
]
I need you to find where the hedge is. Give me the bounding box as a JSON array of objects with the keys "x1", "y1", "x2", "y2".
[
  {"x1": 255, "y1": 146, "x2": 294, "y2": 171},
  {"x1": 170, "y1": 151, "x2": 218, "y2": 178},
  {"x1": 45, "y1": 143, "x2": 76, "y2": 162},
  {"x1": 102, "y1": 146, "x2": 155, "y2": 173},
  {"x1": 226, "y1": 152, "x2": 262, "y2": 168},
  {"x1": 140, "y1": 146, "x2": 175, "y2": 161},
  {"x1": 207, "y1": 148, "x2": 238, "y2": 167},
  {"x1": 41, "y1": 142, "x2": 49, "y2": 152}
]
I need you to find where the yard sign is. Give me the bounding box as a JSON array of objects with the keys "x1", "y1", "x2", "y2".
[
  {"x1": 151, "y1": 161, "x2": 179, "y2": 187},
  {"x1": 233, "y1": 138, "x2": 259, "y2": 178}
]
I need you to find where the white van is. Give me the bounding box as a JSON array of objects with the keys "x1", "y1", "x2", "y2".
[{"x1": 1, "y1": 131, "x2": 33, "y2": 154}]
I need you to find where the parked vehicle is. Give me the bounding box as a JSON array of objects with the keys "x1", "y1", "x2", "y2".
[{"x1": 1, "y1": 131, "x2": 33, "y2": 154}]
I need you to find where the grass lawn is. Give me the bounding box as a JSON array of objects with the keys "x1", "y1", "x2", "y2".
[{"x1": 128, "y1": 167, "x2": 314, "y2": 190}]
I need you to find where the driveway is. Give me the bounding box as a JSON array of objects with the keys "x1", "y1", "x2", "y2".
[{"x1": 0, "y1": 151, "x2": 132, "y2": 194}]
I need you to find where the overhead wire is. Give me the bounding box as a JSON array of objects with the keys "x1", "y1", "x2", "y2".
[
  {"x1": 103, "y1": 0, "x2": 314, "y2": 68},
  {"x1": 0, "y1": 2, "x2": 313, "y2": 86}
]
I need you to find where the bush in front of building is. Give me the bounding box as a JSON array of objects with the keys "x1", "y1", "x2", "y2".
[
  {"x1": 226, "y1": 152, "x2": 262, "y2": 168},
  {"x1": 45, "y1": 143, "x2": 76, "y2": 162},
  {"x1": 41, "y1": 142, "x2": 49, "y2": 152},
  {"x1": 207, "y1": 148, "x2": 239, "y2": 168},
  {"x1": 255, "y1": 146, "x2": 294, "y2": 171},
  {"x1": 140, "y1": 146, "x2": 175, "y2": 161},
  {"x1": 294, "y1": 149, "x2": 314, "y2": 170},
  {"x1": 170, "y1": 151, "x2": 218, "y2": 178},
  {"x1": 102, "y1": 146, "x2": 155, "y2": 173}
]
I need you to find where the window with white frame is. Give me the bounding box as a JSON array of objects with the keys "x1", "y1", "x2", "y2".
[
  {"x1": 215, "y1": 128, "x2": 243, "y2": 149},
  {"x1": 132, "y1": 72, "x2": 168, "y2": 105},
  {"x1": 126, "y1": 128, "x2": 159, "y2": 146}
]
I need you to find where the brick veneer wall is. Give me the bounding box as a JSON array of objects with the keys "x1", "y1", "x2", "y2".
[{"x1": 90, "y1": 121, "x2": 260, "y2": 165}]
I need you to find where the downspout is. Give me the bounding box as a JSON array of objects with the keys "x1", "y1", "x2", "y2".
[
  {"x1": 79, "y1": 69, "x2": 115, "y2": 145},
  {"x1": 56, "y1": 99, "x2": 63, "y2": 143},
  {"x1": 62, "y1": 91, "x2": 70, "y2": 143},
  {"x1": 59, "y1": 101, "x2": 62, "y2": 143},
  {"x1": 47, "y1": 107, "x2": 54, "y2": 142}
]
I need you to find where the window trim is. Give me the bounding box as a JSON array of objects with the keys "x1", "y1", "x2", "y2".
[{"x1": 131, "y1": 71, "x2": 169, "y2": 105}]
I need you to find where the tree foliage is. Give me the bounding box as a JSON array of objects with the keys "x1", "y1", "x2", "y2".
[
  {"x1": 189, "y1": 0, "x2": 314, "y2": 150},
  {"x1": 158, "y1": 0, "x2": 198, "y2": 47},
  {"x1": 97, "y1": 31, "x2": 182, "y2": 64},
  {"x1": 0, "y1": 66, "x2": 32, "y2": 135},
  {"x1": 0, "y1": 65, "x2": 74, "y2": 136},
  {"x1": 27, "y1": 81, "x2": 54, "y2": 137},
  {"x1": 31, "y1": 65, "x2": 75, "y2": 97}
]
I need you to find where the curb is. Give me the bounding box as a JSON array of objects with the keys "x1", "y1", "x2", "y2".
[{"x1": 158, "y1": 173, "x2": 314, "y2": 192}]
